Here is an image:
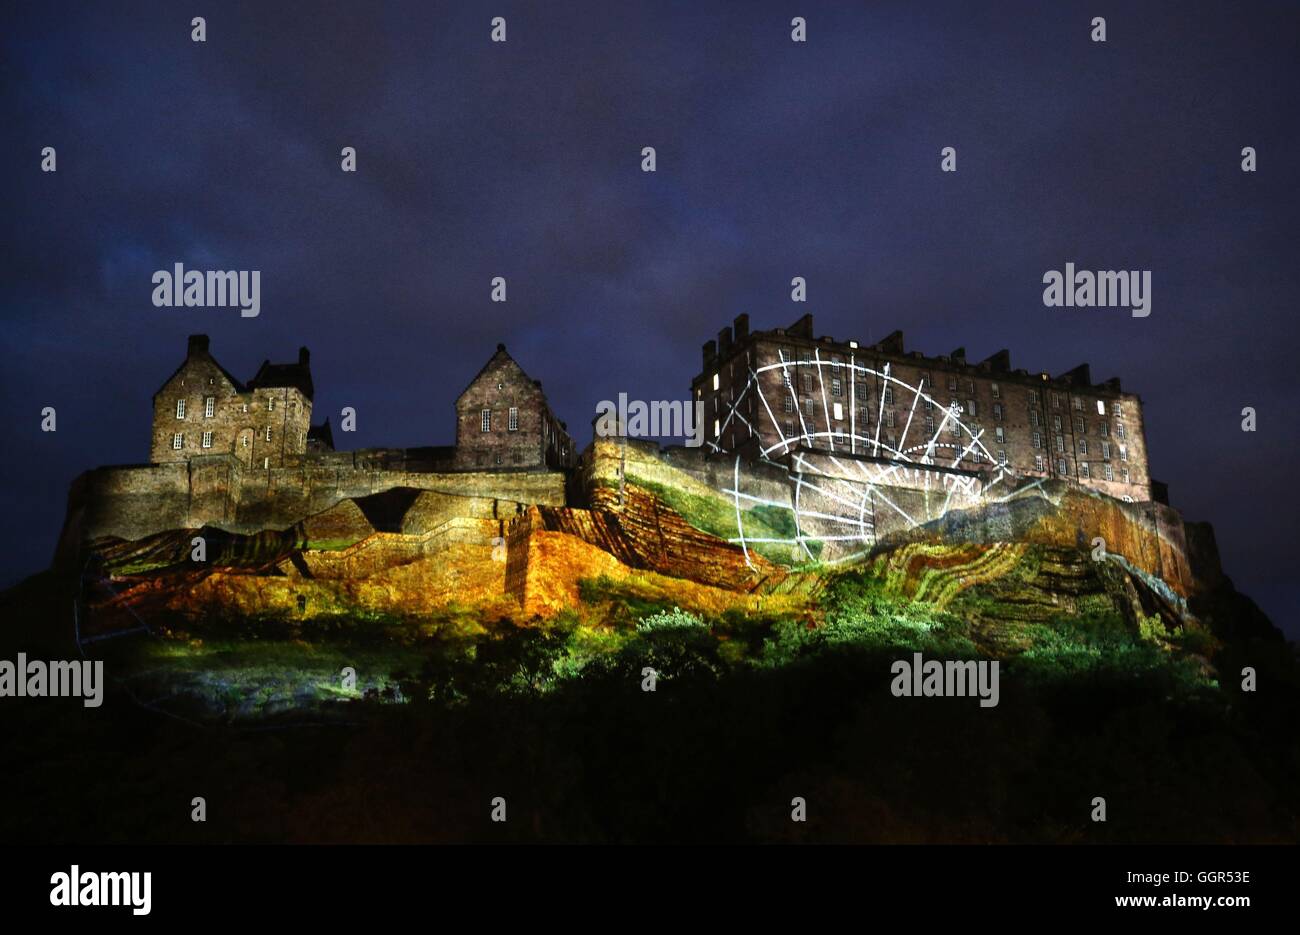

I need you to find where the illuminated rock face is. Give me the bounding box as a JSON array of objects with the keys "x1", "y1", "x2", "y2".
[{"x1": 68, "y1": 430, "x2": 1262, "y2": 644}]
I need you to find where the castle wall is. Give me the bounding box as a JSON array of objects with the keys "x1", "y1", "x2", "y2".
[{"x1": 57, "y1": 452, "x2": 567, "y2": 562}]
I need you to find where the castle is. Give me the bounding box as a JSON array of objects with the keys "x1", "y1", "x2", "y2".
[
  {"x1": 58, "y1": 316, "x2": 1174, "y2": 573},
  {"x1": 691, "y1": 313, "x2": 1160, "y2": 504}
]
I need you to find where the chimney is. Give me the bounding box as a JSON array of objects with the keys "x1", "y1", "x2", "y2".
[
  {"x1": 702, "y1": 339, "x2": 717, "y2": 370},
  {"x1": 717, "y1": 325, "x2": 733, "y2": 357},
  {"x1": 733, "y1": 313, "x2": 749, "y2": 341},
  {"x1": 298, "y1": 346, "x2": 310, "y2": 367},
  {"x1": 187, "y1": 334, "x2": 209, "y2": 357}
]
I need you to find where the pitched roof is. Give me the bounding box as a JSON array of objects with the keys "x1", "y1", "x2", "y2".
[
  {"x1": 151, "y1": 335, "x2": 245, "y2": 400},
  {"x1": 455, "y1": 343, "x2": 534, "y2": 403}
]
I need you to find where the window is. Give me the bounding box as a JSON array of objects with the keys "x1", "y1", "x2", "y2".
[
  {"x1": 1096, "y1": 399, "x2": 1106, "y2": 415},
  {"x1": 1030, "y1": 409, "x2": 1040, "y2": 427},
  {"x1": 886, "y1": 410, "x2": 896, "y2": 429},
  {"x1": 1057, "y1": 458, "x2": 1067, "y2": 474},
  {"x1": 966, "y1": 379, "x2": 975, "y2": 395},
  {"x1": 1119, "y1": 445, "x2": 1128, "y2": 462},
  {"x1": 1054, "y1": 434, "x2": 1064, "y2": 452},
  {"x1": 1052, "y1": 394, "x2": 1061, "y2": 409},
  {"x1": 202, "y1": 431, "x2": 213, "y2": 449},
  {"x1": 1073, "y1": 396, "x2": 1083, "y2": 411},
  {"x1": 1099, "y1": 421, "x2": 1109, "y2": 437},
  {"x1": 1104, "y1": 464, "x2": 1114, "y2": 481},
  {"x1": 265, "y1": 427, "x2": 272, "y2": 442},
  {"x1": 991, "y1": 382, "x2": 1000, "y2": 399},
  {"x1": 801, "y1": 374, "x2": 812, "y2": 393},
  {"x1": 783, "y1": 395, "x2": 794, "y2": 413},
  {"x1": 263, "y1": 457, "x2": 269, "y2": 469},
  {"x1": 1102, "y1": 441, "x2": 1112, "y2": 459},
  {"x1": 714, "y1": 419, "x2": 721, "y2": 437},
  {"x1": 833, "y1": 402, "x2": 844, "y2": 421},
  {"x1": 508, "y1": 407, "x2": 518, "y2": 432},
  {"x1": 831, "y1": 377, "x2": 842, "y2": 397},
  {"x1": 204, "y1": 397, "x2": 215, "y2": 418},
  {"x1": 1079, "y1": 439, "x2": 1088, "y2": 456},
  {"x1": 1122, "y1": 467, "x2": 1130, "y2": 483},
  {"x1": 993, "y1": 403, "x2": 1003, "y2": 421},
  {"x1": 1034, "y1": 455, "x2": 1045, "y2": 472},
  {"x1": 172, "y1": 433, "x2": 183, "y2": 449},
  {"x1": 1116, "y1": 422, "x2": 1126, "y2": 439},
  {"x1": 857, "y1": 407, "x2": 869, "y2": 424},
  {"x1": 242, "y1": 402, "x2": 249, "y2": 413},
  {"x1": 948, "y1": 375, "x2": 957, "y2": 391},
  {"x1": 175, "y1": 399, "x2": 186, "y2": 419},
  {"x1": 495, "y1": 454, "x2": 504, "y2": 465},
  {"x1": 804, "y1": 399, "x2": 814, "y2": 417},
  {"x1": 1032, "y1": 431, "x2": 1042, "y2": 449},
  {"x1": 857, "y1": 381, "x2": 869, "y2": 399},
  {"x1": 1114, "y1": 401, "x2": 1124, "y2": 417},
  {"x1": 712, "y1": 373, "x2": 719, "y2": 391},
  {"x1": 1075, "y1": 417, "x2": 1085, "y2": 435},
  {"x1": 242, "y1": 435, "x2": 249, "y2": 448},
  {"x1": 995, "y1": 427, "x2": 1005, "y2": 444},
  {"x1": 966, "y1": 399, "x2": 978, "y2": 418},
  {"x1": 783, "y1": 420, "x2": 794, "y2": 438},
  {"x1": 1080, "y1": 462, "x2": 1090, "y2": 478},
  {"x1": 924, "y1": 395, "x2": 934, "y2": 411},
  {"x1": 883, "y1": 387, "x2": 894, "y2": 405},
  {"x1": 268, "y1": 398, "x2": 275, "y2": 411},
  {"x1": 1053, "y1": 414, "x2": 1062, "y2": 431},
  {"x1": 997, "y1": 449, "x2": 1006, "y2": 464},
  {"x1": 481, "y1": 409, "x2": 492, "y2": 432}
]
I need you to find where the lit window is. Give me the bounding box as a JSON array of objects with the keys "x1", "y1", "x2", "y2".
[
  {"x1": 995, "y1": 427, "x2": 1005, "y2": 444},
  {"x1": 508, "y1": 407, "x2": 518, "y2": 432},
  {"x1": 713, "y1": 419, "x2": 720, "y2": 437},
  {"x1": 991, "y1": 382, "x2": 1000, "y2": 398},
  {"x1": 833, "y1": 402, "x2": 843, "y2": 421},
  {"x1": 172, "y1": 433, "x2": 183, "y2": 449},
  {"x1": 204, "y1": 397, "x2": 215, "y2": 418},
  {"x1": 202, "y1": 431, "x2": 213, "y2": 449},
  {"x1": 1096, "y1": 399, "x2": 1106, "y2": 415},
  {"x1": 265, "y1": 427, "x2": 272, "y2": 441},
  {"x1": 1120, "y1": 445, "x2": 1128, "y2": 462},
  {"x1": 712, "y1": 373, "x2": 719, "y2": 391},
  {"x1": 268, "y1": 398, "x2": 275, "y2": 411},
  {"x1": 481, "y1": 409, "x2": 492, "y2": 432},
  {"x1": 242, "y1": 435, "x2": 249, "y2": 448},
  {"x1": 175, "y1": 399, "x2": 186, "y2": 419}
]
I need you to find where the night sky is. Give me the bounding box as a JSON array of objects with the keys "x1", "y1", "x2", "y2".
[{"x1": 2, "y1": 1, "x2": 1297, "y2": 637}]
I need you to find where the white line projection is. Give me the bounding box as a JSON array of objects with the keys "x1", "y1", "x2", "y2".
[{"x1": 707, "y1": 353, "x2": 1015, "y2": 566}]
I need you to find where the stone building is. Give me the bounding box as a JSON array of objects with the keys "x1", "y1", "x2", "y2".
[
  {"x1": 150, "y1": 335, "x2": 320, "y2": 469},
  {"x1": 691, "y1": 313, "x2": 1156, "y2": 502},
  {"x1": 453, "y1": 344, "x2": 576, "y2": 471}
]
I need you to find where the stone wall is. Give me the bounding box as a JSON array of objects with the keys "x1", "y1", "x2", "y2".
[{"x1": 56, "y1": 452, "x2": 567, "y2": 564}]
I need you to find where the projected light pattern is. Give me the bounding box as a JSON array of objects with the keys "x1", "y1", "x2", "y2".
[{"x1": 707, "y1": 353, "x2": 1014, "y2": 565}]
